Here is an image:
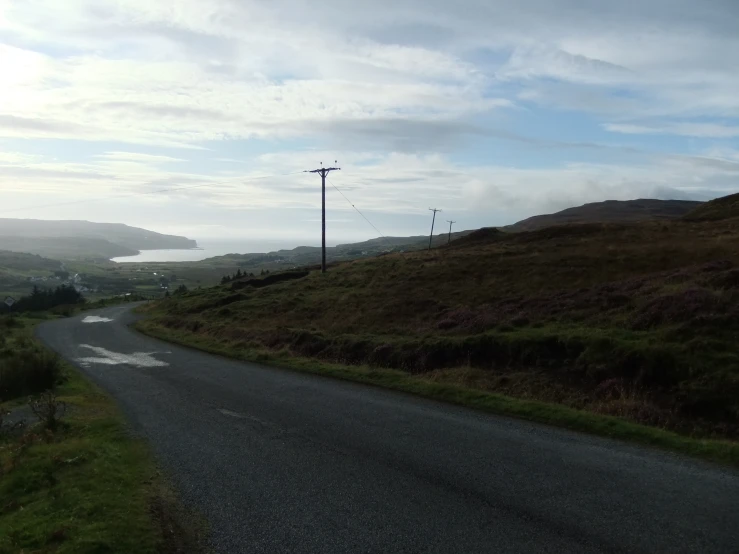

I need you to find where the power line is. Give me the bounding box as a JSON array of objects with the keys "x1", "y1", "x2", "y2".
[
  {"x1": 326, "y1": 177, "x2": 391, "y2": 247},
  {"x1": 0, "y1": 171, "x2": 304, "y2": 216}
]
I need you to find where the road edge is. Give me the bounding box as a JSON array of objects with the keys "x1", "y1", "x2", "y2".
[
  {"x1": 134, "y1": 318, "x2": 739, "y2": 468},
  {"x1": 0, "y1": 318, "x2": 209, "y2": 553}
]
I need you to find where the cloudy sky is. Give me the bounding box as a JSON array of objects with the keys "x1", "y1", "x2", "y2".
[{"x1": 0, "y1": 0, "x2": 738, "y2": 245}]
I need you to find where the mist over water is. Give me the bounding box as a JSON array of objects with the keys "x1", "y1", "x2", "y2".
[{"x1": 110, "y1": 239, "x2": 322, "y2": 263}]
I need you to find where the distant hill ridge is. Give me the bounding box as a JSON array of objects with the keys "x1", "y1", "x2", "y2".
[
  {"x1": 506, "y1": 199, "x2": 703, "y2": 232},
  {"x1": 0, "y1": 218, "x2": 197, "y2": 260},
  {"x1": 201, "y1": 231, "x2": 475, "y2": 266}
]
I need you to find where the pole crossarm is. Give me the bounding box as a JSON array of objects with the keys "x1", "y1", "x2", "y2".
[{"x1": 308, "y1": 167, "x2": 341, "y2": 174}]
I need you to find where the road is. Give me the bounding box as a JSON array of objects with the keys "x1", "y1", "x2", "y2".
[{"x1": 37, "y1": 304, "x2": 739, "y2": 553}]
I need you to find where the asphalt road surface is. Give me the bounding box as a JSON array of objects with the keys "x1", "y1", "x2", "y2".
[{"x1": 37, "y1": 305, "x2": 739, "y2": 553}]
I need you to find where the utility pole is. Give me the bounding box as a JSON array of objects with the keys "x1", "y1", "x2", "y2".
[
  {"x1": 446, "y1": 220, "x2": 456, "y2": 244},
  {"x1": 428, "y1": 208, "x2": 442, "y2": 250},
  {"x1": 306, "y1": 162, "x2": 341, "y2": 273}
]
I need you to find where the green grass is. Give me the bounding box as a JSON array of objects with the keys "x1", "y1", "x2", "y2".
[
  {"x1": 1, "y1": 319, "x2": 203, "y2": 553},
  {"x1": 136, "y1": 320, "x2": 739, "y2": 467}
]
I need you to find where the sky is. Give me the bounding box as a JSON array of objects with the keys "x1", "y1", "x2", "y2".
[{"x1": 0, "y1": 0, "x2": 738, "y2": 245}]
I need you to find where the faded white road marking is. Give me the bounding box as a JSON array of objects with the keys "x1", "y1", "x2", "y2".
[
  {"x1": 82, "y1": 316, "x2": 114, "y2": 323},
  {"x1": 218, "y1": 408, "x2": 249, "y2": 419},
  {"x1": 217, "y1": 408, "x2": 272, "y2": 427},
  {"x1": 76, "y1": 344, "x2": 170, "y2": 368}
]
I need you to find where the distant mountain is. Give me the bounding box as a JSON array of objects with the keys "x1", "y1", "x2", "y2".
[
  {"x1": 505, "y1": 199, "x2": 703, "y2": 232},
  {"x1": 683, "y1": 192, "x2": 739, "y2": 221},
  {"x1": 0, "y1": 236, "x2": 139, "y2": 260},
  {"x1": 0, "y1": 219, "x2": 197, "y2": 260}
]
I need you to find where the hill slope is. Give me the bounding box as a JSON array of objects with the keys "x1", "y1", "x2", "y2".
[
  {"x1": 200, "y1": 230, "x2": 474, "y2": 269},
  {"x1": 506, "y1": 199, "x2": 702, "y2": 232},
  {"x1": 143, "y1": 198, "x2": 739, "y2": 440},
  {"x1": 0, "y1": 218, "x2": 197, "y2": 260},
  {"x1": 0, "y1": 250, "x2": 60, "y2": 273},
  {"x1": 683, "y1": 192, "x2": 739, "y2": 221},
  {"x1": 0, "y1": 236, "x2": 138, "y2": 260}
]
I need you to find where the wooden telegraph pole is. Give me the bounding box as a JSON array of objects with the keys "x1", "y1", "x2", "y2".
[
  {"x1": 306, "y1": 162, "x2": 341, "y2": 273},
  {"x1": 428, "y1": 208, "x2": 442, "y2": 250},
  {"x1": 446, "y1": 220, "x2": 456, "y2": 244}
]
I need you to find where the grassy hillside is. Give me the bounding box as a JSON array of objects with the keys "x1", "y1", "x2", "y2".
[
  {"x1": 684, "y1": 192, "x2": 739, "y2": 221},
  {"x1": 0, "y1": 250, "x2": 60, "y2": 273},
  {"x1": 0, "y1": 251, "x2": 63, "y2": 299},
  {"x1": 78, "y1": 232, "x2": 476, "y2": 300},
  {"x1": 201, "y1": 230, "x2": 474, "y2": 270},
  {"x1": 506, "y1": 199, "x2": 702, "y2": 232},
  {"x1": 141, "y1": 208, "x2": 739, "y2": 442}
]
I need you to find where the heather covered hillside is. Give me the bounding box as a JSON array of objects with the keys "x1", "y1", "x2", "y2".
[
  {"x1": 683, "y1": 192, "x2": 739, "y2": 221},
  {"x1": 140, "y1": 197, "x2": 739, "y2": 439}
]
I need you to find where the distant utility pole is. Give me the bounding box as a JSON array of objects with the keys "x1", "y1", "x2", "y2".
[
  {"x1": 306, "y1": 162, "x2": 341, "y2": 273},
  {"x1": 428, "y1": 208, "x2": 442, "y2": 250},
  {"x1": 446, "y1": 220, "x2": 456, "y2": 244}
]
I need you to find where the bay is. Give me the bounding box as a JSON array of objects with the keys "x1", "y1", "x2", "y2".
[{"x1": 111, "y1": 239, "x2": 319, "y2": 263}]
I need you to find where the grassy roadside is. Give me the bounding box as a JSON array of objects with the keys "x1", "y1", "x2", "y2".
[
  {"x1": 135, "y1": 319, "x2": 739, "y2": 467},
  {"x1": 1, "y1": 318, "x2": 204, "y2": 554}
]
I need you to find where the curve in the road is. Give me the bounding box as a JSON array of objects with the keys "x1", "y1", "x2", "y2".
[{"x1": 37, "y1": 305, "x2": 739, "y2": 554}]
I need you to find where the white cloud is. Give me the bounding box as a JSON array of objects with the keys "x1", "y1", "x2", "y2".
[
  {"x1": 95, "y1": 152, "x2": 185, "y2": 164},
  {"x1": 605, "y1": 122, "x2": 739, "y2": 139},
  {"x1": 0, "y1": 151, "x2": 41, "y2": 164},
  {"x1": 0, "y1": 0, "x2": 738, "y2": 236},
  {"x1": 0, "y1": 0, "x2": 506, "y2": 151},
  {"x1": 2, "y1": 0, "x2": 737, "y2": 146}
]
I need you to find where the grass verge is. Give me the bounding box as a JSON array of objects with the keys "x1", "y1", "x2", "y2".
[
  {"x1": 135, "y1": 319, "x2": 739, "y2": 468},
  {"x1": 1, "y1": 320, "x2": 204, "y2": 554}
]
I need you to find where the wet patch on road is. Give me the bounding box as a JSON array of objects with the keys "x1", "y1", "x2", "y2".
[
  {"x1": 82, "y1": 316, "x2": 114, "y2": 323},
  {"x1": 76, "y1": 344, "x2": 170, "y2": 368}
]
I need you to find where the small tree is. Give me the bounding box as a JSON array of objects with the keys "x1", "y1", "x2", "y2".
[{"x1": 29, "y1": 391, "x2": 67, "y2": 432}]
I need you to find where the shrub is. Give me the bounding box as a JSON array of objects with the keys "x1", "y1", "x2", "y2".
[
  {"x1": 29, "y1": 390, "x2": 67, "y2": 432},
  {"x1": 0, "y1": 316, "x2": 23, "y2": 330},
  {"x1": 0, "y1": 348, "x2": 64, "y2": 400}
]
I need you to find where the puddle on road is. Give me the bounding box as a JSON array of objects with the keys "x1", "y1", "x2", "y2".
[
  {"x1": 82, "y1": 316, "x2": 114, "y2": 323},
  {"x1": 76, "y1": 344, "x2": 170, "y2": 368}
]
